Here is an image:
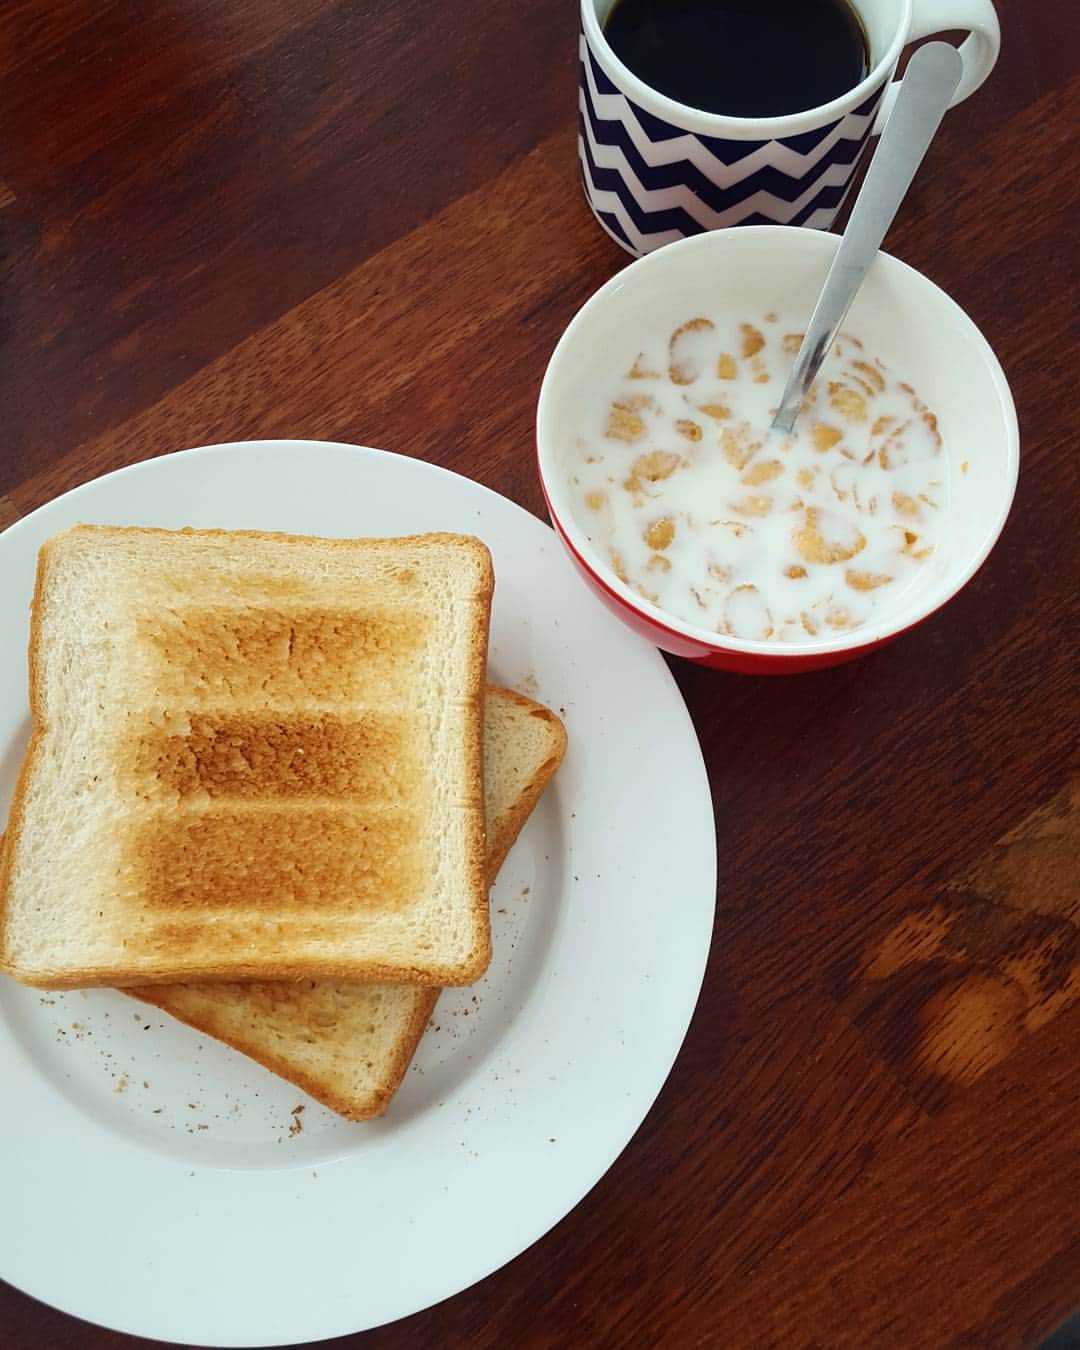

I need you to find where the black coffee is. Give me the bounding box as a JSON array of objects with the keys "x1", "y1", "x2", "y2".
[{"x1": 602, "y1": 0, "x2": 870, "y2": 119}]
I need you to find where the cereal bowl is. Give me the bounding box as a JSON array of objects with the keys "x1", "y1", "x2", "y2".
[{"x1": 536, "y1": 226, "x2": 1018, "y2": 673}]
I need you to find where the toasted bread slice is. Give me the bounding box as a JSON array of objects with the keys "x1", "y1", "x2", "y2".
[
  {"x1": 130, "y1": 687, "x2": 567, "y2": 1120},
  {"x1": 0, "y1": 525, "x2": 494, "y2": 988}
]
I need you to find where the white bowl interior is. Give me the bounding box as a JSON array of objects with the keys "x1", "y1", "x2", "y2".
[{"x1": 537, "y1": 227, "x2": 1018, "y2": 656}]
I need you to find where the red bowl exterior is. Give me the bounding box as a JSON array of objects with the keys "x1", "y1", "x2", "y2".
[{"x1": 541, "y1": 480, "x2": 907, "y2": 674}]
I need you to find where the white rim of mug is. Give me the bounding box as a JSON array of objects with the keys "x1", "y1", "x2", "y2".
[{"x1": 581, "y1": 0, "x2": 912, "y2": 139}]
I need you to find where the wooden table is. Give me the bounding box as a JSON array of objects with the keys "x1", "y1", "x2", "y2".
[{"x1": 2, "y1": 2, "x2": 1078, "y2": 1346}]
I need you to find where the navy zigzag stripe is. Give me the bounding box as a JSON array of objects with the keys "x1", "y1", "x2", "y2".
[
  {"x1": 582, "y1": 41, "x2": 884, "y2": 160},
  {"x1": 636, "y1": 101, "x2": 769, "y2": 159},
  {"x1": 597, "y1": 206, "x2": 635, "y2": 248},
  {"x1": 580, "y1": 71, "x2": 873, "y2": 213},
  {"x1": 580, "y1": 131, "x2": 852, "y2": 240},
  {"x1": 580, "y1": 160, "x2": 636, "y2": 249},
  {"x1": 791, "y1": 182, "x2": 848, "y2": 224},
  {"x1": 581, "y1": 133, "x2": 853, "y2": 239},
  {"x1": 579, "y1": 132, "x2": 708, "y2": 240}
]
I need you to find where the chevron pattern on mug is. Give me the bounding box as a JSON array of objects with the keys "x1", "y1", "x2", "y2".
[{"x1": 578, "y1": 34, "x2": 885, "y2": 256}]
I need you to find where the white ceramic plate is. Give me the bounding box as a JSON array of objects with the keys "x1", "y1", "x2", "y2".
[{"x1": 0, "y1": 442, "x2": 715, "y2": 1346}]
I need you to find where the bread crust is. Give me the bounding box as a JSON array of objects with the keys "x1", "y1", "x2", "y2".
[
  {"x1": 457, "y1": 547, "x2": 495, "y2": 983},
  {"x1": 0, "y1": 532, "x2": 54, "y2": 973},
  {"x1": 483, "y1": 690, "x2": 568, "y2": 879}
]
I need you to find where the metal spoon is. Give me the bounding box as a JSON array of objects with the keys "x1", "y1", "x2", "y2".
[{"x1": 771, "y1": 42, "x2": 963, "y2": 435}]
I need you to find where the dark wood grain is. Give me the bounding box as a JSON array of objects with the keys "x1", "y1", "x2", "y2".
[{"x1": 2, "y1": 1, "x2": 1079, "y2": 1347}]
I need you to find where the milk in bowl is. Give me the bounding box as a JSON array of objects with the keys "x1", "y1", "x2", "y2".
[{"x1": 562, "y1": 313, "x2": 949, "y2": 643}]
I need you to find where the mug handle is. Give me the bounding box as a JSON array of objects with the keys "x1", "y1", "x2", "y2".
[{"x1": 874, "y1": 0, "x2": 1001, "y2": 132}]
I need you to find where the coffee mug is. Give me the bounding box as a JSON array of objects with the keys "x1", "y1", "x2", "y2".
[{"x1": 579, "y1": 0, "x2": 1000, "y2": 256}]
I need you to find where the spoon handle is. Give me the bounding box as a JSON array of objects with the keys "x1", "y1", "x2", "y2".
[{"x1": 771, "y1": 42, "x2": 963, "y2": 434}]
